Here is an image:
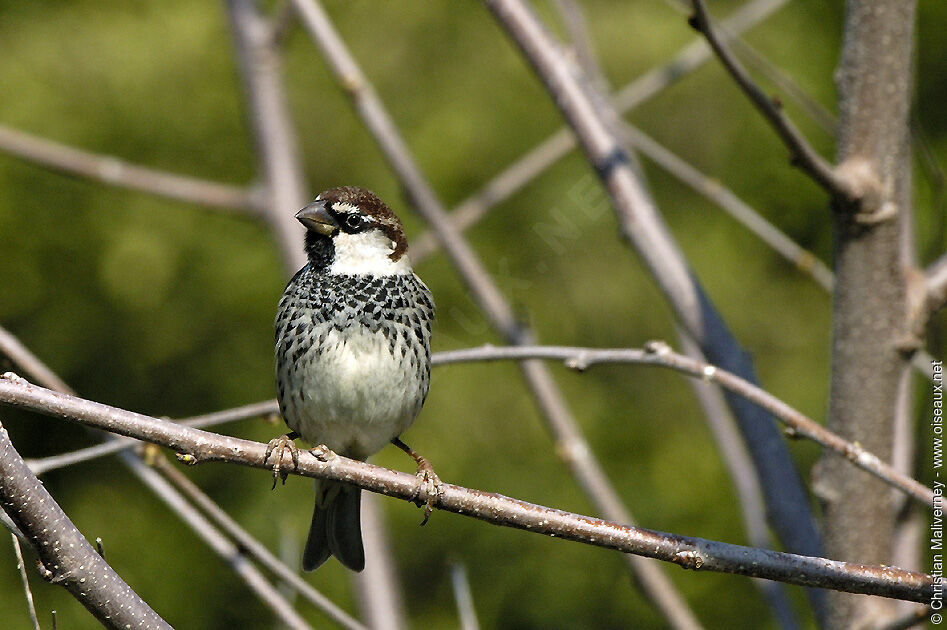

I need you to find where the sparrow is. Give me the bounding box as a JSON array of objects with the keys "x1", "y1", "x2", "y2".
[{"x1": 271, "y1": 186, "x2": 436, "y2": 572}]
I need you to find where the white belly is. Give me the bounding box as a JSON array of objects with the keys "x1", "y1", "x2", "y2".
[{"x1": 278, "y1": 326, "x2": 425, "y2": 460}]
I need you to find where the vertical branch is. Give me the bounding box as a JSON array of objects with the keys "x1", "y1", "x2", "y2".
[
  {"x1": 225, "y1": 1, "x2": 406, "y2": 623},
  {"x1": 225, "y1": 0, "x2": 309, "y2": 273},
  {"x1": 352, "y1": 499, "x2": 406, "y2": 630},
  {"x1": 816, "y1": 1, "x2": 918, "y2": 627}
]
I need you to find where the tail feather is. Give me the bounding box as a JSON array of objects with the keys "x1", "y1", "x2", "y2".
[{"x1": 303, "y1": 480, "x2": 364, "y2": 572}]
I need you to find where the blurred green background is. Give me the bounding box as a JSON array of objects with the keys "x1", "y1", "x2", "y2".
[{"x1": 1, "y1": 1, "x2": 944, "y2": 628}]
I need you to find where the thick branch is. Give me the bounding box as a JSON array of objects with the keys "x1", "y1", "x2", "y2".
[
  {"x1": 0, "y1": 376, "x2": 933, "y2": 603},
  {"x1": 818, "y1": 1, "x2": 917, "y2": 626},
  {"x1": 0, "y1": 125, "x2": 257, "y2": 212},
  {"x1": 0, "y1": 418, "x2": 171, "y2": 629}
]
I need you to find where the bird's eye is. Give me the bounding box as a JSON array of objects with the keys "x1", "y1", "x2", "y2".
[{"x1": 344, "y1": 214, "x2": 363, "y2": 231}]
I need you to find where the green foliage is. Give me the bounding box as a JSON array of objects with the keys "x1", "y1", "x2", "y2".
[{"x1": 0, "y1": 1, "x2": 943, "y2": 628}]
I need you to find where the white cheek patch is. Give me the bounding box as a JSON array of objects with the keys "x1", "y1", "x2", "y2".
[{"x1": 328, "y1": 230, "x2": 412, "y2": 276}]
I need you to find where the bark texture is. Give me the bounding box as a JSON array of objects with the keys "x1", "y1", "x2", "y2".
[{"x1": 817, "y1": 1, "x2": 917, "y2": 627}]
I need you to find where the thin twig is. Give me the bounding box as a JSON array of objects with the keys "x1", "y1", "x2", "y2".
[
  {"x1": 0, "y1": 326, "x2": 75, "y2": 396},
  {"x1": 0, "y1": 125, "x2": 258, "y2": 213},
  {"x1": 433, "y1": 343, "x2": 933, "y2": 506},
  {"x1": 12, "y1": 533, "x2": 41, "y2": 630},
  {"x1": 0, "y1": 414, "x2": 171, "y2": 629},
  {"x1": 26, "y1": 400, "x2": 279, "y2": 475},
  {"x1": 481, "y1": 1, "x2": 825, "y2": 611},
  {"x1": 0, "y1": 376, "x2": 933, "y2": 603},
  {"x1": 621, "y1": 122, "x2": 835, "y2": 291},
  {"x1": 290, "y1": 3, "x2": 701, "y2": 627},
  {"x1": 686, "y1": 0, "x2": 856, "y2": 200}
]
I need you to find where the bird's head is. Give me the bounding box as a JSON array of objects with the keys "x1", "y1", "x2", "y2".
[{"x1": 297, "y1": 186, "x2": 411, "y2": 275}]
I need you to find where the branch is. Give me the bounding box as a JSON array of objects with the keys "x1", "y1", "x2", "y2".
[
  {"x1": 926, "y1": 254, "x2": 947, "y2": 315},
  {"x1": 686, "y1": 0, "x2": 857, "y2": 200},
  {"x1": 0, "y1": 376, "x2": 933, "y2": 603},
  {"x1": 0, "y1": 417, "x2": 172, "y2": 629},
  {"x1": 118, "y1": 449, "x2": 313, "y2": 630},
  {"x1": 27, "y1": 400, "x2": 279, "y2": 475},
  {"x1": 0, "y1": 329, "x2": 357, "y2": 628},
  {"x1": 0, "y1": 325, "x2": 75, "y2": 395},
  {"x1": 411, "y1": 0, "x2": 791, "y2": 263},
  {"x1": 0, "y1": 124, "x2": 257, "y2": 213},
  {"x1": 481, "y1": 0, "x2": 825, "y2": 602},
  {"x1": 675, "y1": 332, "x2": 798, "y2": 630},
  {"x1": 18, "y1": 340, "x2": 932, "y2": 507},
  {"x1": 11, "y1": 534, "x2": 40, "y2": 630},
  {"x1": 148, "y1": 453, "x2": 366, "y2": 630},
  {"x1": 225, "y1": 0, "x2": 309, "y2": 273},
  {"x1": 434, "y1": 343, "x2": 933, "y2": 506},
  {"x1": 289, "y1": 3, "x2": 701, "y2": 628},
  {"x1": 449, "y1": 562, "x2": 480, "y2": 630},
  {"x1": 620, "y1": 123, "x2": 834, "y2": 291}
]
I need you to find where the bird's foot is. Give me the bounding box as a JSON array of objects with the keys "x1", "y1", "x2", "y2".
[
  {"x1": 308, "y1": 443, "x2": 335, "y2": 462},
  {"x1": 414, "y1": 457, "x2": 443, "y2": 526},
  {"x1": 264, "y1": 431, "x2": 300, "y2": 489},
  {"x1": 392, "y1": 438, "x2": 442, "y2": 525}
]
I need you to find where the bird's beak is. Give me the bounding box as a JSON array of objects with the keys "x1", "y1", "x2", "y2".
[{"x1": 296, "y1": 201, "x2": 339, "y2": 236}]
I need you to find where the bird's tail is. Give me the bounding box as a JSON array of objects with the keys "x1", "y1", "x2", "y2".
[{"x1": 303, "y1": 480, "x2": 365, "y2": 572}]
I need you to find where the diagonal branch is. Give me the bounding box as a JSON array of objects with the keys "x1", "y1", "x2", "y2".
[
  {"x1": 0, "y1": 125, "x2": 258, "y2": 213},
  {"x1": 118, "y1": 449, "x2": 314, "y2": 630},
  {"x1": 289, "y1": 3, "x2": 701, "y2": 627},
  {"x1": 225, "y1": 0, "x2": 309, "y2": 273},
  {"x1": 434, "y1": 344, "x2": 934, "y2": 507},
  {"x1": 686, "y1": 0, "x2": 856, "y2": 200},
  {"x1": 411, "y1": 0, "x2": 792, "y2": 262},
  {"x1": 0, "y1": 323, "x2": 352, "y2": 627},
  {"x1": 0, "y1": 375, "x2": 933, "y2": 603},
  {"x1": 0, "y1": 417, "x2": 172, "y2": 629},
  {"x1": 147, "y1": 452, "x2": 366, "y2": 630},
  {"x1": 620, "y1": 122, "x2": 835, "y2": 291},
  {"x1": 481, "y1": 1, "x2": 825, "y2": 605}
]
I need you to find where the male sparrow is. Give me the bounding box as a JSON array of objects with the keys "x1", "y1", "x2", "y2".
[{"x1": 272, "y1": 186, "x2": 435, "y2": 572}]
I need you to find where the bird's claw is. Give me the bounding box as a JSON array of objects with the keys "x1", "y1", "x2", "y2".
[
  {"x1": 264, "y1": 433, "x2": 300, "y2": 489},
  {"x1": 308, "y1": 444, "x2": 335, "y2": 462},
  {"x1": 413, "y1": 457, "x2": 443, "y2": 526}
]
